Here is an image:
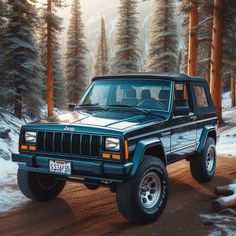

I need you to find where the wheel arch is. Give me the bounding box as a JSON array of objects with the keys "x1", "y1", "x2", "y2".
[
  {"x1": 130, "y1": 137, "x2": 167, "y2": 177},
  {"x1": 197, "y1": 125, "x2": 217, "y2": 153}
]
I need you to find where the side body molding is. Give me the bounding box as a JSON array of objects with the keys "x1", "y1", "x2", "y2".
[
  {"x1": 130, "y1": 137, "x2": 167, "y2": 177},
  {"x1": 196, "y1": 125, "x2": 217, "y2": 153}
]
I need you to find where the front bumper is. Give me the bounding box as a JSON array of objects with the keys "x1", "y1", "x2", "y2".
[{"x1": 12, "y1": 153, "x2": 133, "y2": 182}]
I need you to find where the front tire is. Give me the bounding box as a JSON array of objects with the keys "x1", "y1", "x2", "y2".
[
  {"x1": 190, "y1": 137, "x2": 216, "y2": 183},
  {"x1": 116, "y1": 156, "x2": 169, "y2": 224},
  {"x1": 17, "y1": 169, "x2": 66, "y2": 201}
]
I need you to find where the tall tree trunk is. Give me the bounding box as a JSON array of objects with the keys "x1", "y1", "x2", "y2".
[
  {"x1": 231, "y1": 75, "x2": 235, "y2": 108},
  {"x1": 47, "y1": 0, "x2": 54, "y2": 117},
  {"x1": 210, "y1": 0, "x2": 224, "y2": 125},
  {"x1": 188, "y1": 1, "x2": 198, "y2": 76}
]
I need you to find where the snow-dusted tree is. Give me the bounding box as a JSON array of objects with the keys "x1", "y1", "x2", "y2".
[
  {"x1": 0, "y1": 1, "x2": 7, "y2": 71},
  {"x1": 111, "y1": 0, "x2": 140, "y2": 74},
  {"x1": 38, "y1": 1, "x2": 66, "y2": 109},
  {"x1": 52, "y1": 51, "x2": 66, "y2": 109},
  {"x1": 94, "y1": 17, "x2": 109, "y2": 76},
  {"x1": 65, "y1": 0, "x2": 87, "y2": 103},
  {"x1": 0, "y1": 0, "x2": 43, "y2": 118},
  {"x1": 222, "y1": 1, "x2": 236, "y2": 88},
  {"x1": 179, "y1": 0, "x2": 190, "y2": 74},
  {"x1": 145, "y1": 0, "x2": 178, "y2": 72}
]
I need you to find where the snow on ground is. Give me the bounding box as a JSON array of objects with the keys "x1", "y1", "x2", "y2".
[
  {"x1": 217, "y1": 126, "x2": 236, "y2": 157},
  {"x1": 222, "y1": 91, "x2": 231, "y2": 110},
  {"x1": 0, "y1": 159, "x2": 28, "y2": 213},
  {"x1": 0, "y1": 108, "x2": 29, "y2": 213},
  {"x1": 0, "y1": 108, "x2": 24, "y2": 161},
  {"x1": 201, "y1": 209, "x2": 236, "y2": 236}
]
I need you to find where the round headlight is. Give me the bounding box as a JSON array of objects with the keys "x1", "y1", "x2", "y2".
[
  {"x1": 105, "y1": 137, "x2": 120, "y2": 151},
  {"x1": 25, "y1": 131, "x2": 37, "y2": 143}
]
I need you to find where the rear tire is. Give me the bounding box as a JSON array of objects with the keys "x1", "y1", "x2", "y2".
[
  {"x1": 116, "y1": 156, "x2": 169, "y2": 224},
  {"x1": 17, "y1": 169, "x2": 66, "y2": 201},
  {"x1": 190, "y1": 137, "x2": 216, "y2": 183}
]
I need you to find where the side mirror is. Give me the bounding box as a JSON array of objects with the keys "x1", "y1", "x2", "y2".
[
  {"x1": 68, "y1": 103, "x2": 76, "y2": 111},
  {"x1": 174, "y1": 106, "x2": 190, "y2": 116}
]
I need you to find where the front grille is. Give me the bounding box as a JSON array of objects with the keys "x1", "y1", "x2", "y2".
[{"x1": 37, "y1": 131, "x2": 101, "y2": 158}]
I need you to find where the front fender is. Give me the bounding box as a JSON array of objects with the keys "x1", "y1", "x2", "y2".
[
  {"x1": 130, "y1": 137, "x2": 166, "y2": 177},
  {"x1": 196, "y1": 125, "x2": 216, "y2": 153}
]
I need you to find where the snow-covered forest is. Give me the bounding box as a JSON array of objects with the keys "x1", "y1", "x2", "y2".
[{"x1": 0, "y1": 0, "x2": 235, "y2": 121}]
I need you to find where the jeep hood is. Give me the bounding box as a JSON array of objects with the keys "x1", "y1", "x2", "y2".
[{"x1": 41, "y1": 110, "x2": 166, "y2": 131}]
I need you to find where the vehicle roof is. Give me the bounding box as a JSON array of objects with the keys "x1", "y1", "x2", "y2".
[{"x1": 92, "y1": 72, "x2": 206, "y2": 82}]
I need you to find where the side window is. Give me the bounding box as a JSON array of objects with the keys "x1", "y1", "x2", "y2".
[
  {"x1": 193, "y1": 86, "x2": 209, "y2": 108},
  {"x1": 175, "y1": 83, "x2": 192, "y2": 112}
]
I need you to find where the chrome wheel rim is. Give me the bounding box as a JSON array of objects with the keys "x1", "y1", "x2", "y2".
[
  {"x1": 139, "y1": 171, "x2": 161, "y2": 209},
  {"x1": 206, "y1": 145, "x2": 215, "y2": 172}
]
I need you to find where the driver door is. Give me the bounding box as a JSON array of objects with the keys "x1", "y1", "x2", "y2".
[{"x1": 169, "y1": 83, "x2": 197, "y2": 162}]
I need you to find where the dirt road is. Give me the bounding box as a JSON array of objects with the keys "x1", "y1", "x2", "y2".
[{"x1": 1, "y1": 156, "x2": 236, "y2": 236}]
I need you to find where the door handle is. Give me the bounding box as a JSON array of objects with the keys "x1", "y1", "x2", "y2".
[
  {"x1": 162, "y1": 131, "x2": 171, "y2": 136},
  {"x1": 190, "y1": 116, "x2": 197, "y2": 121}
]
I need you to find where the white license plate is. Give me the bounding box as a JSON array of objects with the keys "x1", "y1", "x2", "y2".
[{"x1": 49, "y1": 160, "x2": 71, "y2": 175}]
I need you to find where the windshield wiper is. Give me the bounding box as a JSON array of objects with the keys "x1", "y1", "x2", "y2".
[
  {"x1": 77, "y1": 104, "x2": 108, "y2": 111},
  {"x1": 108, "y1": 104, "x2": 167, "y2": 118},
  {"x1": 108, "y1": 104, "x2": 152, "y2": 115}
]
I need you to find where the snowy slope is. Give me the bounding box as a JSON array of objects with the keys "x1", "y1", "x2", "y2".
[
  {"x1": 217, "y1": 124, "x2": 236, "y2": 157},
  {"x1": 0, "y1": 159, "x2": 28, "y2": 213},
  {"x1": 0, "y1": 108, "x2": 24, "y2": 161},
  {"x1": 0, "y1": 109, "x2": 28, "y2": 212}
]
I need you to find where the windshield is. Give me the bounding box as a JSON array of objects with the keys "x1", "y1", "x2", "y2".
[{"x1": 79, "y1": 79, "x2": 172, "y2": 113}]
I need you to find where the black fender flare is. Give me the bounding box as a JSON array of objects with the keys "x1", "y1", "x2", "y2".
[
  {"x1": 196, "y1": 125, "x2": 217, "y2": 153},
  {"x1": 130, "y1": 137, "x2": 167, "y2": 177}
]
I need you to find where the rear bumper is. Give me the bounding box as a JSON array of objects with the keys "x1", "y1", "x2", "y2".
[{"x1": 12, "y1": 153, "x2": 133, "y2": 182}]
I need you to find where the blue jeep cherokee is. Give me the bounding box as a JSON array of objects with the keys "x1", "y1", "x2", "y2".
[{"x1": 13, "y1": 73, "x2": 217, "y2": 224}]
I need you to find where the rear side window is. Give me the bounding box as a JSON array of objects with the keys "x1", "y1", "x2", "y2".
[
  {"x1": 192, "y1": 83, "x2": 215, "y2": 115},
  {"x1": 193, "y1": 86, "x2": 209, "y2": 108}
]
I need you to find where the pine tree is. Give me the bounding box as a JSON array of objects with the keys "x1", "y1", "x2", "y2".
[
  {"x1": 179, "y1": 0, "x2": 190, "y2": 74},
  {"x1": 94, "y1": 17, "x2": 109, "y2": 76},
  {"x1": 52, "y1": 50, "x2": 66, "y2": 109},
  {"x1": 65, "y1": 0, "x2": 87, "y2": 103},
  {"x1": 0, "y1": 0, "x2": 43, "y2": 118},
  {"x1": 38, "y1": 1, "x2": 66, "y2": 109},
  {"x1": 145, "y1": 0, "x2": 178, "y2": 72},
  {"x1": 222, "y1": 1, "x2": 236, "y2": 84},
  {"x1": 111, "y1": 0, "x2": 140, "y2": 74},
  {"x1": 0, "y1": 1, "x2": 7, "y2": 72}
]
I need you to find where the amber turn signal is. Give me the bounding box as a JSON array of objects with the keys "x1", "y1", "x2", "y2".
[
  {"x1": 112, "y1": 154, "x2": 121, "y2": 160},
  {"x1": 102, "y1": 153, "x2": 111, "y2": 159},
  {"x1": 20, "y1": 145, "x2": 36, "y2": 151},
  {"x1": 20, "y1": 145, "x2": 28, "y2": 150},
  {"x1": 28, "y1": 146, "x2": 36, "y2": 151}
]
